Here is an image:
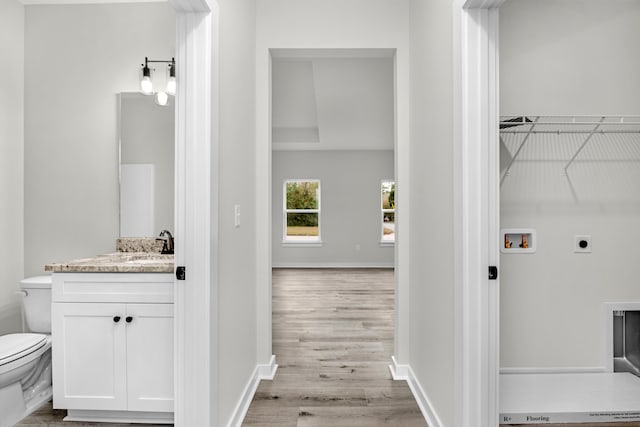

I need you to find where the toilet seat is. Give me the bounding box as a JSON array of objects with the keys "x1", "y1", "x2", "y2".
[{"x1": 0, "y1": 333, "x2": 48, "y2": 367}]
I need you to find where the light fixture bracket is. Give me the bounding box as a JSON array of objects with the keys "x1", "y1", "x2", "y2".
[{"x1": 142, "y1": 57, "x2": 175, "y2": 69}]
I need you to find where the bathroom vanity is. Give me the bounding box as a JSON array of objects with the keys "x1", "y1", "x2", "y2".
[{"x1": 46, "y1": 251, "x2": 174, "y2": 424}]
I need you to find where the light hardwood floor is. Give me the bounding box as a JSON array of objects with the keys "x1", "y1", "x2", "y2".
[
  {"x1": 13, "y1": 400, "x2": 171, "y2": 427},
  {"x1": 242, "y1": 268, "x2": 427, "y2": 427}
]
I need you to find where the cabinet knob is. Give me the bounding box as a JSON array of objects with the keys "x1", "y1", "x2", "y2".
[
  {"x1": 126, "y1": 316, "x2": 133, "y2": 323},
  {"x1": 113, "y1": 316, "x2": 121, "y2": 323}
]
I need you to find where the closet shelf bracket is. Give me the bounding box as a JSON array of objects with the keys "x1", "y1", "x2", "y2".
[
  {"x1": 563, "y1": 116, "x2": 605, "y2": 175},
  {"x1": 500, "y1": 116, "x2": 539, "y2": 185}
]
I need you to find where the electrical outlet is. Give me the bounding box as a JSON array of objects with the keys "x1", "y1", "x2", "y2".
[{"x1": 574, "y1": 235, "x2": 591, "y2": 253}]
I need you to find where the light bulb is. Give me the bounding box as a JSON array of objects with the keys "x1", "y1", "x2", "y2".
[
  {"x1": 166, "y1": 77, "x2": 176, "y2": 95},
  {"x1": 155, "y1": 91, "x2": 169, "y2": 106},
  {"x1": 140, "y1": 76, "x2": 153, "y2": 95}
]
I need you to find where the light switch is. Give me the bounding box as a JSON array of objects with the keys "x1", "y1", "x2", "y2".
[{"x1": 234, "y1": 204, "x2": 240, "y2": 228}]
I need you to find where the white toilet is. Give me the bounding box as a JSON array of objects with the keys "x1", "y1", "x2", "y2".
[{"x1": 0, "y1": 275, "x2": 53, "y2": 427}]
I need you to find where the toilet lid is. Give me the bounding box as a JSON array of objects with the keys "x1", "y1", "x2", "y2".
[
  {"x1": 20, "y1": 275, "x2": 52, "y2": 289},
  {"x1": 0, "y1": 333, "x2": 47, "y2": 366}
]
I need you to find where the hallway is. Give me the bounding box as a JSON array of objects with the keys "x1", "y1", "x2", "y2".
[{"x1": 243, "y1": 268, "x2": 426, "y2": 426}]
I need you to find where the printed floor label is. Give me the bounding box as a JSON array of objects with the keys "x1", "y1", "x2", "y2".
[{"x1": 501, "y1": 411, "x2": 640, "y2": 424}]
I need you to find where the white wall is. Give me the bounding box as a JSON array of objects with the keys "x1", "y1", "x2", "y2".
[
  {"x1": 272, "y1": 150, "x2": 394, "y2": 267},
  {"x1": 409, "y1": 0, "x2": 455, "y2": 424},
  {"x1": 24, "y1": 3, "x2": 175, "y2": 277},
  {"x1": 500, "y1": 0, "x2": 640, "y2": 369},
  {"x1": 0, "y1": 0, "x2": 25, "y2": 335},
  {"x1": 501, "y1": 0, "x2": 640, "y2": 115},
  {"x1": 217, "y1": 0, "x2": 258, "y2": 424},
  {"x1": 255, "y1": 0, "x2": 411, "y2": 372}
]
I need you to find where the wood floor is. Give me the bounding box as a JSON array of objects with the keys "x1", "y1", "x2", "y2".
[
  {"x1": 242, "y1": 268, "x2": 427, "y2": 427},
  {"x1": 13, "y1": 401, "x2": 171, "y2": 427}
]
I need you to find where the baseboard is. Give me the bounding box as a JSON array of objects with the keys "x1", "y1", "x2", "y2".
[
  {"x1": 500, "y1": 366, "x2": 607, "y2": 375},
  {"x1": 389, "y1": 357, "x2": 442, "y2": 427},
  {"x1": 272, "y1": 262, "x2": 394, "y2": 268},
  {"x1": 257, "y1": 355, "x2": 278, "y2": 379},
  {"x1": 65, "y1": 409, "x2": 173, "y2": 424},
  {"x1": 389, "y1": 355, "x2": 409, "y2": 379},
  {"x1": 226, "y1": 355, "x2": 278, "y2": 427}
]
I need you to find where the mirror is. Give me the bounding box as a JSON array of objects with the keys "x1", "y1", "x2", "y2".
[{"x1": 118, "y1": 92, "x2": 174, "y2": 237}]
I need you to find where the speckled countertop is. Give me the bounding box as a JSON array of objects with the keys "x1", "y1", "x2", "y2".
[{"x1": 44, "y1": 252, "x2": 174, "y2": 273}]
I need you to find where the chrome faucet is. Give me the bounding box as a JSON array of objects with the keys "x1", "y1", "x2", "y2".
[{"x1": 157, "y1": 230, "x2": 174, "y2": 254}]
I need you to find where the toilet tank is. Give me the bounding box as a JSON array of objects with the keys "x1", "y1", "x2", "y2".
[{"x1": 20, "y1": 275, "x2": 52, "y2": 333}]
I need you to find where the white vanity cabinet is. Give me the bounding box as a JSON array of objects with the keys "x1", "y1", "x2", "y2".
[{"x1": 51, "y1": 272, "x2": 174, "y2": 424}]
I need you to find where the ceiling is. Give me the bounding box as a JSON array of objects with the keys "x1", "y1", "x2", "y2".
[{"x1": 272, "y1": 56, "x2": 394, "y2": 151}]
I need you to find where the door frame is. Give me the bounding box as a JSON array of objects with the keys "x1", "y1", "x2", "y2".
[
  {"x1": 453, "y1": 0, "x2": 503, "y2": 425},
  {"x1": 170, "y1": 0, "x2": 218, "y2": 426},
  {"x1": 256, "y1": 46, "x2": 411, "y2": 377},
  {"x1": 169, "y1": 1, "x2": 506, "y2": 426}
]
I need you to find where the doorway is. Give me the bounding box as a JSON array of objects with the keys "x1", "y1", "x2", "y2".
[
  {"x1": 497, "y1": 0, "x2": 640, "y2": 423},
  {"x1": 270, "y1": 53, "x2": 396, "y2": 269},
  {"x1": 246, "y1": 49, "x2": 418, "y2": 423},
  {"x1": 255, "y1": 46, "x2": 411, "y2": 379}
]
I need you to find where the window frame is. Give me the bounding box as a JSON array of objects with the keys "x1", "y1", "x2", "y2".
[
  {"x1": 380, "y1": 179, "x2": 395, "y2": 246},
  {"x1": 282, "y1": 179, "x2": 322, "y2": 246}
]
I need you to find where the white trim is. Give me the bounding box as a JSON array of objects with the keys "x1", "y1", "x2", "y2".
[
  {"x1": 453, "y1": 1, "x2": 502, "y2": 426},
  {"x1": 272, "y1": 262, "x2": 394, "y2": 269},
  {"x1": 255, "y1": 46, "x2": 273, "y2": 381},
  {"x1": 270, "y1": 48, "x2": 396, "y2": 59},
  {"x1": 393, "y1": 49, "x2": 411, "y2": 369},
  {"x1": 500, "y1": 367, "x2": 607, "y2": 375},
  {"x1": 226, "y1": 356, "x2": 278, "y2": 427},
  {"x1": 272, "y1": 144, "x2": 393, "y2": 151},
  {"x1": 171, "y1": 1, "x2": 217, "y2": 427},
  {"x1": 389, "y1": 357, "x2": 443, "y2": 427},
  {"x1": 280, "y1": 241, "x2": 323, "y2": 248},
  {"x1": 64, "y1": 410, "x2": 173, "y2": 424},
  {"x1": 389, "y1": 355, "x2": 409, "y2": 379}
]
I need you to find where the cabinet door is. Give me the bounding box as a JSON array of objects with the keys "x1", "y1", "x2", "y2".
[
  {"x1": 125, "y1": 303, "x2": 174, "y2": 412},
  {"x1": 52, "y1": 303, "x2": 127, "y2": 410}
]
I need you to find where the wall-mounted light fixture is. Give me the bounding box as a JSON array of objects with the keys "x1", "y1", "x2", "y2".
[{"x1": 139, "y1": 57, "x2": 176, "y2": 106}]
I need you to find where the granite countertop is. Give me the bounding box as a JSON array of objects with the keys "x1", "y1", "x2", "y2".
[{"x1": 44, "y1": 252, "x2": 174, "y2": 273}]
